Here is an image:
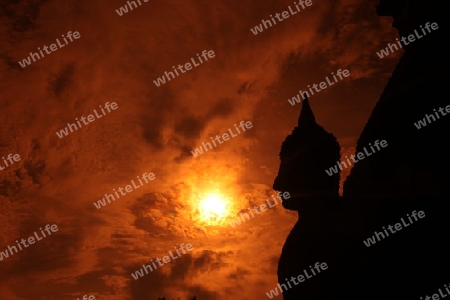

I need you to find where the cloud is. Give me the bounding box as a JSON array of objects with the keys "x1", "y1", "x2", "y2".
[
  {"x1": 49, "y1": 63, "x2": 75, "y2": 98},
  {"x1": 0, "y1": 0, "x2": 401, "y2": 298},
  {"x1": 129, "y1": 250, "x2": 229, "y2": 299}
]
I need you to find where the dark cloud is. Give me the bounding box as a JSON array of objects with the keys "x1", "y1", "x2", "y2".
[
  {"x1": 227, "y1": 267, "x2": 251, "y2": 280},
  {"x1": 206, "y1": 98, "x2": 235, "y2": 119},
  {"x1": 0, "y1": 0, "x2": 49, "y2": 33},
  {"x1": 141, "y1": 88, "x2": 177, "y2": 149},
  {"x1": 0, "y1": 0, "x2": 401, "y2": 298},
  {"x1": 174, "y1": 116, "x2": 205, "y2": 139},
  {"x1": 129, "y1": 250, "x2": 227, "y2": 299},
  {"x1": 0, "y1": 52, "x2": 23, "y2": 70},
  {"x1": 49, "y1": 63, "x2": 75, "y2": 98}
]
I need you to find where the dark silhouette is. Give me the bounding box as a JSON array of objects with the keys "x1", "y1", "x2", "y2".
[
  {"x1": 273, "y1": 0, "x2": 448, "y2": 299},
  {"x1": 273, "y1": 95, "x2": 340, "y2": 201}
]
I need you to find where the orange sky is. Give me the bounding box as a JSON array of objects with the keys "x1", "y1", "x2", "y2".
[{"x1": 0, "y1": 0, "x2": 401, "y2": 299}]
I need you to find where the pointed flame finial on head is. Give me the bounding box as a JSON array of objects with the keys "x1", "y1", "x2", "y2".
[{"x1": 298, "y1": 93, "x2": 316, "y2": 127}]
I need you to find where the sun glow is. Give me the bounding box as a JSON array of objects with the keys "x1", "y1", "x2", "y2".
[
  {"x1": 198, "y1": 193, "x2": 229, "y2": 224},
  {"x1": 184, "y1": 163, "x2": 240, "y2": 227}
]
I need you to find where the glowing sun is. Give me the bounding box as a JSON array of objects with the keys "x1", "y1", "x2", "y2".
[{"x1": 199, "y1": 193, "x2": 228, "y2": 222}]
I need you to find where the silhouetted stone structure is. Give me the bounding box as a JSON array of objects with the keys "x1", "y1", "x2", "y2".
[
  {"x1": 273, "y1": 95, "x2": 340, "y2": 207},
  {"x1": 345, "y1": 0, "x2": 448, "y2": 196},
  {"x1": 273, "y1": 0, "x2": 449, "y2": 299},
  {"x1": 273, "y1": 98, "x2": 342, "y2": 299}
]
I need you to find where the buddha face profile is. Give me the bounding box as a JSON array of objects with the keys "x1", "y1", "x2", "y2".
[
  {"x1": 273, "y1": 97, "x2": 341, "y2": 201},
  {"x1": 273, "y1": 134, "x2": 308, "y2": 195}
]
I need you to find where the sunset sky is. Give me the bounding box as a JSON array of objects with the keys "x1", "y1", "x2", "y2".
[{"x1": 0, "y1": 0, "x2": 401, "y2": 299}]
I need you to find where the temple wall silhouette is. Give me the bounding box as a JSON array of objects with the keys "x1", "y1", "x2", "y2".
[
  {"x1": 272, "y1": 0, "x2": 449, "y2": 299},
  {"x1": 344, "y1": 3, "x2": 447, "y2": 196}
]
